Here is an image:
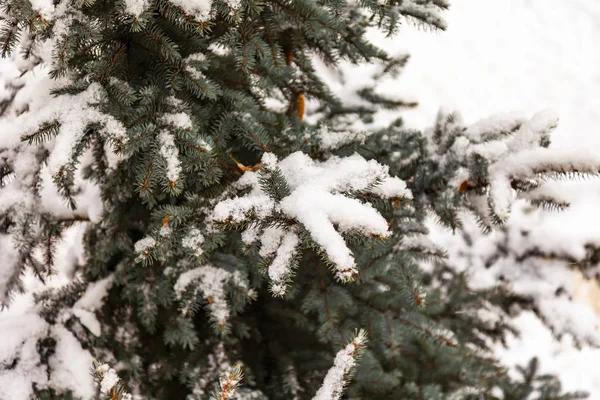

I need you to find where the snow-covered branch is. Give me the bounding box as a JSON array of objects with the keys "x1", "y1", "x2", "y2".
[
  {"x1": 211, "y1": 152, "x2": 411, "y2": 291},
  {"x1": 312, "y1": 329, "x2": 368, "y2": 400}
]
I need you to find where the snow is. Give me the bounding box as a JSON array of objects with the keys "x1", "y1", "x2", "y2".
[
  {"x1": 160, "y1": 225, "x2": 172, "y2": 237},
  {"x1": 395, "y1": 0, "x2": 448, "y2": 30},
  {"x1": 158, "y1": 130, "x2": 182, "y2": 184},
  {"x1": 95, "y1": 363, "x2": 120, "y2": 394},
  {"x1": 317, "y1": 125, "x2": 369, "y2": 150},
  {"x1": 213, "y1": 152, "x2": 411, "y2": 282},
  {"x1": 494, "y1": 311, "x2": 600, "y2": 398},
  {"x1": 188, "y1": 342, "x2": 231, "y2": 397},
  {"x1": 186, "y1": 53, "x2": 207, "y2": 63},
  {"x1": 312, "y1": 330, "x2": 367, "y2": 400},
  {"x1": 428, "y1": 203, "x2": 600, "y2": 345},
  {"x1": 73, "y1": 275, "x2": 113, "y2": 311},
  {"x1": 261, "y1": 152, "x2": 278, "y2": 169},
  {"x1": 174, "y1": 265, "x2": 234, "y2": 324},
  {"x1": 258, "y1": 227, "x2": 285, "y2": 258},
  {"x1": 262, "y1": 228, "x2": 300, "y2": 296},
  {"x1": 72, "y1": 275, "x2": 113, "y2": 336},
  {"x1": 279, "y1": 153, "x2": 408, "y2": 279},
  {"x1": 50, "y1": 325, "x2": 95, "y2": 398},
  {"x1": 217, "y1": 366, "x2": 242, "y2": 400},
  {"x1": 72, "y1": 309, "x2": 102, "y2": 336},
  {"x1": 28, "y1": 0, "x2": 55, "y2": 19},
  {"x1": 43, "y1": 83, "x2": 127, "y2": 176},
  {"x1": 161, "y1": 112, "x2": 193, "y2": 130},
  {"x1": 0, "y1": 223, "x2": 97, "y2": 397},
  {"x1": 167, "y1": 0, "x2": 212, "y2": 20},
  {"x1": 0, "y1": 314, "x2": 49, "y2": 399},
  {"x1": 182, "y1": 227, "x2": 205, "y2": 257},
  {"x1": 134, "y1": 236, "x2": 156, "y2": 254},
  {"x1": 0, "y1": 235, "x2": 20, "y2": 305},
  {"x1": 223, "y1": 0, "x2": 241, "y2": 9},
  {"x1": 464, "y1": 112, "x2": 526, "y2": 143},
  {"x1": 1, "y1": 0, "x2": 600, "y2": 397},
  {"x1": 124, "y1": 0, "x2": 150, "y2": 17}
]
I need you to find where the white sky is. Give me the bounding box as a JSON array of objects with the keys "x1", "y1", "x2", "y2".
[{"x1": 387, "y1": 0, "x2": 600, "y2": 150}]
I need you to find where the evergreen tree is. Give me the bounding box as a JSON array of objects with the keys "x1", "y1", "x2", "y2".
[{"x1": 0, "y1": 0, "x2": 595, "y2": 398}]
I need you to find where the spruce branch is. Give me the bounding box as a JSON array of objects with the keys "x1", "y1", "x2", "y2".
[
  {"x1": 312, "y1": 329, "x2": 368, "y2": 400},
  {"x1": 211, "y1": 364, "x2": 244, "y2": 400},
  {"x1": 92, "y1": 361, "x2": 132, "y2": 400}
]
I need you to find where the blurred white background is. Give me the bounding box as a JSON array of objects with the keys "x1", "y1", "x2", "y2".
[{"x1": 393, "y1": 0, "x2": 600, "y2": 396}]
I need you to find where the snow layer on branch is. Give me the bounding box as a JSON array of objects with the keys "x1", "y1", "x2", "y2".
[
  {"x1": 134, "y1": 236, "x2": 156, "y2": 254},
  {"x1": 0, "y1": 225, "x2": 97, "y2": 397},
  {"x1": 49, "y1": 325, "x2": 95, "y2": 398},
  {"x1": 182, "y1": 227, "x2": 205, "y2": 257},
  {"x1": 28, "y1": 0, "x2": 55, "y2": 19},
  {"x1": 212, "y1": 152, "x2": 411, "y2": 282},
  {"x1": 95, "y1": 363, "x2": 120, "y2": 394},
  {"x1": 430, "y1": 109, "x2": 577, "y2": 223},
  {"x1": 161, "y1": 112, "x2": 193, "y2": 130},
  {"x1": 72, "y1": 275, "x2": 114, "y2": 336},
  {"x1": 158, "y1": 130, "x2": 182, "y2": 184},
  {"x1": 55, "y1": 84, "x2": 125, "y2": 175},
  {"x1": 212, "y1": 170, "x2": 276, "y2": 223},
  {"x1": 0, "y1": 235, "x2": 20, "y2": 306},
  {"x1": 269, "y1": 231, "x2": 299, "y2": 294},
  {"x1": 464, "y1": 111, "x2": 526, "y2": 143},
  {"x1": 312, "y1": 330, "x2": 367, "y2": 400},
  {"x1": 257, "y1": 226, "x2": 300, "y2": 296},
  {"x1": 495, "y1": 147, "x2": 600, "y2": 180},
  {"x1": 428, "y1": 201, "x2": 600, "y2": 345},
  {"x1": 0, "y1": 314, "x2": 48, "y2": 399},
  {"x1": 174, "y1": 265, "x2": 237, "y2": 324},
  {"x1": 169, "y1": 0, "x2": 212, "y2": 20},
  {"x1": 395, "y1": 0, "x2": 448, "y2": 30},
  {"x1": 317, "y1": 125, "x2": 369, "y2": 150},
  {"x1": 123, "y1": 0, "x2": 149, "y2": 16},
  {"x1": 0, "y1": 81, "x2": 127, "y2": 177}
]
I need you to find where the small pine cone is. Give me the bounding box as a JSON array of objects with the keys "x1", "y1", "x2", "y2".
[{"x1": 297, "y1": 93, "x2": 305, "y2": 121}]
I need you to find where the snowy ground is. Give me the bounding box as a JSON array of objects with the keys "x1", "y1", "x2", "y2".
[{"x1": 394, "y1": 0, "x2": 600, "y2": 397}]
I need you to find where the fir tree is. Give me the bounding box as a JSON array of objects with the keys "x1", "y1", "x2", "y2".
[{"x1": 0, "y1": 0, "x2": 595, "y2": 399}]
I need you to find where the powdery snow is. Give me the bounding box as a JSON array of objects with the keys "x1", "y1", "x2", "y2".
[
  {"x1": 95, "y1": 363, "x2": 121, "y2": 394},
  {"x1": 174, "y1": 265, "x2": 234, "y2": 324},
  {"x1": 182, "y1": 227, "x2": 205, "y2": 257},
  {"x1": 123, "y1": 0, "x2": 149, "y2": 17},
  {"x1": 28, "y1": 0, "x2": 55, "y2": 19},
  {"x1": 134, "y1": 236, "x2": 156, "y2": 254},
  {"x1": 40, "y1": 83, "x2": 127, "y2": 176},
  {"x1": 312, "y1": 330, "x2": 367, "y2": 400},
  {"x1": 72, "y1": 275, "x2": 114, "y2": 336},
  {"x1": 0, "y1": 314, "x2": 49, "y2": 399},
  {"x1": 49, "y1": 325, "x2": 95, "y2": 398},
  {"x1": 317, "y1": 125, "x2": 369, "y2": 150},
  {"x1": 256, "y1": 226, "x2": 300, "y2": 296},
  {"x1": 1, "y1": 0, "x2": 599, "y2": 397},
  {"x1": 168, "y1": 0, "x2": 212, "y2": 20},
  {"x1": 212, "y1": 152, "x2": 412, "y2": 282},
  {"x1": 395, "y1": 0, "x2": 448, "y2": 30},
  {"x1": 158, "y1": 130, "x2": 182, "y2": 184},
  {"x1": 161, "y1": 112, "x2": 193, "y2": 130}
]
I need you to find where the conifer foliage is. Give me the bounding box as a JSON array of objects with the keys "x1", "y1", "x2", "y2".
[{"x1": 0, "y1": 0, "x2": 595, "y2": 398}]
